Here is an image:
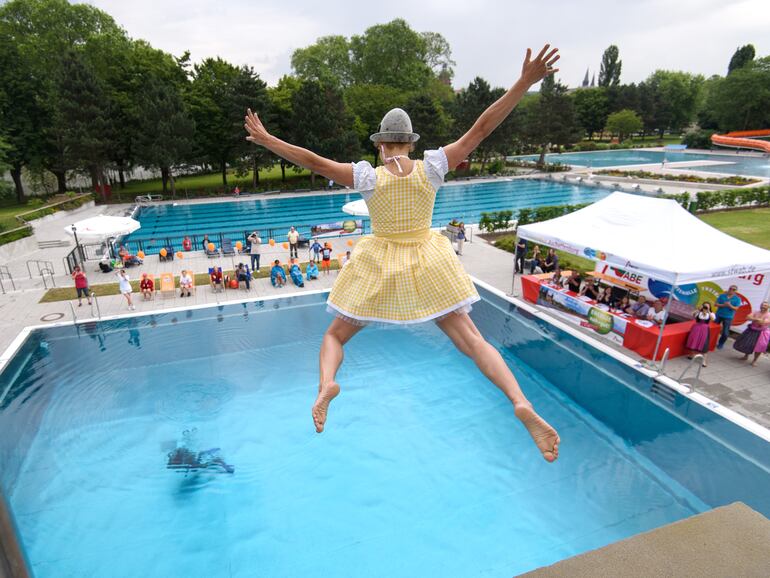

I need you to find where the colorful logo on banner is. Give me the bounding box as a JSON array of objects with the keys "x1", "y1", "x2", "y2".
[
  {"x1": 647, "y1": 279, "x2": 700, "y2": 305},
  {"x1": 583, "y1": 247, "x2": 607, "y2": 261},
  {"x1": 607, "y1": 266, "x2": 644, "y2": 287},
  {"x1": 587, "y1": 307, "x2": 613, "y2": 334},
  {"x1": 647, "y1": 279, "x2": 753, "y2": 325}
]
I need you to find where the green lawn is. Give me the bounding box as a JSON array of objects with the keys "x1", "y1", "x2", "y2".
[
  {"x1": 581, "y1": 134, "x2": 682, "y2": 146},
  {"x1": 699, "y1": 208, "x2": 770, "y2": 249}
]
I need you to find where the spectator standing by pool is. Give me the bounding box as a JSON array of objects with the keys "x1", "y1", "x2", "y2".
[
  {"x1": 515, "y1": 237, "x2": 528, "y2": 273},
  {"x1": 686, "y1": 302, "x2": 715, "y2": 366},
  {"x1": 733, "y1": 301, "x2": 770, "y2": 366},
  {"x1": 287, "y1": 226, "x2": 300, "y2": 259},
  {"x1": 310, "y1": 238, "x2": 322, "y2": 262},
  {"x1": 71, "y1": 266, "x2": 91, "y2": 307},
  {"x1": 456, "y1": 222, "x2": 466, "y2": 256},
  {"x1": 320, "y1": 243, "x2": 332, "y2": 275},
  {"x1": 116, "y1": 269, "x2": 135, "y2": 311},
  {"x1": 715, "y1": 285, "x2": 741, "y2": 349},
  {"x1": 247, "y1": 231, "x2": 261, "y2": 272},
  {"x1": 182, "y1": 236, "x2": 192, "y2": 251}
]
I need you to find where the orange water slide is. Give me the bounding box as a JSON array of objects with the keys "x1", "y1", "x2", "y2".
[{"x1": 711, "y1": 129, "x2": 770, "y2": 153}]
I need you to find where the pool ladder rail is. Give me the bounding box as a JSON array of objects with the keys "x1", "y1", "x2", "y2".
[
  {"x1": 68, "y1": 291, "x2": 102, "y2": 324},
  {"x1": 651, "y1": 347, "x2": 703, "y2": 394}
]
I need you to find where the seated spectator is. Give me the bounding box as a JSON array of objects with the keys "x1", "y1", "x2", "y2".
[
  {"x1": 342, "y1": 250, "x2": 351, "y2": 266},
  {"x1": 182, "y1": 236, "x2": 192, "y2": 251},
  {"x1": 140, "y1": 273, "x2": 154, "y2": 300},
  {"x1": 201, "y1": 234, "x2": 211, "y2": 251},
  {"x1": 289, "y1": 260, "x2": 305, "y2": 287},
  {"x1": 543, "y1": 248, "x2": 559, "y2": 273},
  {"x1": 566, "y1": 271, "x2": 582, "y2": 293},
  {"x1": 596, "y1": 286, "x2": 613, "y2": 306},
  {"x1": 550, "y1": 267, "x2": 563, "y2": 287},
  {"x1": 118, "y1": 244, "x2": 142, "y2": 267},
  {"x1": 235, "y1": 263, "x2": 251, "y2": 290},
  {"x1": 647, "y1": 299, "x2": 667, "y2": 325},
  {"x1": 580, "y1": 277, "x2": 600, "y2": 300},
  {"x1": 270, "y1": 260, "x2": 286, "y2": 287},
  {"x1": 615, "y1": 295, "x2": 630, "y2": 313},
  {"x1": 179, "y1": 269, "x2": 193, "y2": 297},
  {"x1": 306, "y1": 259, "x2": 319, "y2": 281},
  {"x1": 210, "y1": 267, "x2": 223, "y2": 290},
  {"x1": 627, "y1": 295, "x2": 650, "y2": 319},
  {"x1": 528, "y1": 245, "x2": 543, "y2": 274}
]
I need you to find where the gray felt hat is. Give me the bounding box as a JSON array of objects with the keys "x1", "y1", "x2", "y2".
[{"x1": 369, "y1": 108, "x2": 420, "y2": 143}]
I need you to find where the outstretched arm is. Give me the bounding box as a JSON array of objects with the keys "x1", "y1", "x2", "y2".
[
  {"x1": 244, "y1": 109, "x2": 354, "y2": 187},
  {"x1": 443, "y1": 45, "x2": 560, "y2": 170}
]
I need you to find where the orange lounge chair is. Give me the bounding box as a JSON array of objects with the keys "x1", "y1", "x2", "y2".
[{"x1": 159, "y1": 272, "x2": 175, "y2": 298}]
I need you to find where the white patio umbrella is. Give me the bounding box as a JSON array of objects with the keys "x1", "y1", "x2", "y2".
[
  {"x1": 64, "y1": 215, "x2": 140, "y2": 241},
  {"x1": 341, "y1": 199, "x2": 369, "y2": 217}
]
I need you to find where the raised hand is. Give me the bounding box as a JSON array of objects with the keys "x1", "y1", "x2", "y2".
[
  {"x1": 244, "y1": 108, "x2": 271, "y2": 147},
  {"x1": 521, "y1": 44, "x2": 560, "y2": 86}
]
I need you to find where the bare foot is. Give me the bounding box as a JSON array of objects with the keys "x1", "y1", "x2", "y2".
[
  {"x1": 312, "y1": 381, "x2": 340, "y2": 433},
  {"x1": 514, "y1": 403, "x2": 560, "y2": 462},
  {"x1": 741, "y1": 354, "x2": 749, "y2": 361}
]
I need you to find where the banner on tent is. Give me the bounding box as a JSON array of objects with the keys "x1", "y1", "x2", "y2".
[{"x1": 593, "y1": 261, "x2": 768, "y2": 329}]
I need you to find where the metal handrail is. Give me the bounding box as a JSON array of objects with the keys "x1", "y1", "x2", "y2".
[
  {"x1": 68, "y1": 301, "x2": 78, "y2": 323},
  {"x1": 658, "y1": 348, "x2": 670, "y2": 373},
  {"x1": 38, "y1": 268, "x2": 56, "y2": 290},
  {"x1": 26, "y1": 259, "x2": 54, "y2": 279},
  {"x1": 90, "y1": 292, "x2": 101, "y2": 319},
  {"x1": 678, "y1": 354, "x2": 705, "y2": 392},
  {"x1": 0, "y1": 266, "x2": 14, "y2": 294}
]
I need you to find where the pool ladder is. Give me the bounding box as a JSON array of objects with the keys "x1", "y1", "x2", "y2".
[{"x1": 677, "y1": 354, "x2": 704, "y2": 393}]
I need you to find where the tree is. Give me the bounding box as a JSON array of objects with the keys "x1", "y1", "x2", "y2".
[
  {"x1": 573, "y1": 88, "x2": 608, "y2": 139},
  {"x1": 640, "y1": 71, "x2": 703, "y2": 136},
  {"x1": 291, "y1": 35, "x2": 352, "y2": 87},
  {"x1": 404, "y1": 94, "x2": 451, "y2": 156},
  {"x1": 134, "y1": 84, "x2": 195, "y2": 195},
  {"x1": 604, "y1": 109, "x2": 642, "y2": 142},
  {"x1": 344, "y1": 84, "x2": 407, "y2": 151},
  {"x1": 524, "y1": 76, "x2": 582, "y2": 165},
  {"x1": 728, "y1": 44, "x2": 755, "y2": 75},
  {"x1": 289, "y1": 80, "x2": 360, "y2": 187},
  {"x1": 452, "y1": 77, "x2": 501, "y2": 170},
  {"x1": 420, "y1": 31, "x2": 455, "y2": 79},
  {"x1": 57, "y1": 51, "x2": 113, "y2": 200},
  {"x1": 267, "y1": 76, "x2": 301, "y2": 181},
  {"x1": 350, "y1": 19, "x2": 433, "y2": 91},
  {"x1": 598, "y1": 45, "x2": 622, "y2": 87},
  {"x1": 708, "y1": 57, "x2": 770, "y2": 131},
  {"x1": 188, "y1": 58, "x2": 269, "y2": 187}
]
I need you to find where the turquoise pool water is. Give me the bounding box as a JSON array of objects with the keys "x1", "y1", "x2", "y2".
[
  {"x1": 124, "y1": 179, "x2": 609, "y2": 253},
  {"x1": 0, "y1": 288, "x2": 768, "y2": 577},
  {"x1": 517, "y1": 149, "x2": 770, "y2": 177}
]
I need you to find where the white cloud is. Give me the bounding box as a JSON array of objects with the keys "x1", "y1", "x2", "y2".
[{"x1": 82, "y1": 0, "x2": 769, "y2": 88}]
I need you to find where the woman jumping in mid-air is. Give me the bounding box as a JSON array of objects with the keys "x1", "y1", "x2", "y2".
[{"x1": 245, "y1": 45, "x2": 561, "y2": 462}]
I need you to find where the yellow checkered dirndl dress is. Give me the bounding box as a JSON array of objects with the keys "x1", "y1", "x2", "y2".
[{"x1": 327, "y1": 160, "x2": 479, "y2": 324}]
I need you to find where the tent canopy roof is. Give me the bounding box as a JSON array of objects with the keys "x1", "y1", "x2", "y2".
[{"x1": 516, "y1": 192, "x2": 770, "y2": 284}]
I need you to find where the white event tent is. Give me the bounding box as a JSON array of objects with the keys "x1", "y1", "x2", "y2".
[
  {"x1": 517, "y1": 192, "x2": 770, "y2": 285},
  {"x1": 516, "y1": 192, "x2": 770, "y2": 359}
]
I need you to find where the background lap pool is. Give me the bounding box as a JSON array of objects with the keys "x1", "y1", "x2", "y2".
[
  {"x1": 124, "y1": 179, "x2": 609, "y2": 253},
  {"x1": 516, "y1": 149, "x2": 770, "y2": 177},
  {"x1": 0, "y1": 288, "x2": 768, "y2": 577}
]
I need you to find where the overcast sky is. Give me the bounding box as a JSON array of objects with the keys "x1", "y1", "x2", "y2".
[{"x1": 82, "y1": 0, "x2": 769, "y2": 89}]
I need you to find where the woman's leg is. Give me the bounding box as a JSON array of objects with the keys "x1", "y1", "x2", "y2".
[
  {"x1": 436, "y1": 312, "x2": 560, "y2": 462},
  {"x1": 752, "y1": 352, "x2": 761, "y2": 366},
  {"x1": 312, "y1": 317, "x2": 365, "y2": 433}
]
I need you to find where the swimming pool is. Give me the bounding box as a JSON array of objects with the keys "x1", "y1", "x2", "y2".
[
  {"x1": 517, "y1": 149, "x2": 770, "y2": 177},
  {"x1": 0, "y1": 286, "x2": 768, "y2": 577},
  {"x1": 124, "y1": 179, "x2": 609, "y2": 253}
]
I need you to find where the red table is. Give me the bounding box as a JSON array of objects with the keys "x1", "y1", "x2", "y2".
[{"x1": 520, "y1": 275, "x2": 720, "y2": 360}]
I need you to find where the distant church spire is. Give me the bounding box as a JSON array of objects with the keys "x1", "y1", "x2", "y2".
[
  {"x1": 590, "y1": 73, "x2": 595, "y2": 87},
  {"x1": 582, "y1": 68, "x2": 590, "y2": 87}
]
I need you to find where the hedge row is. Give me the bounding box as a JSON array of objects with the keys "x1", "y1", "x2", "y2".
[
  {"x1": 597, "y1": 170, "x2": 758, "y2": 186},
  {"x1": 479, "y1": 203, "x2": 590, "y2": 233}
]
